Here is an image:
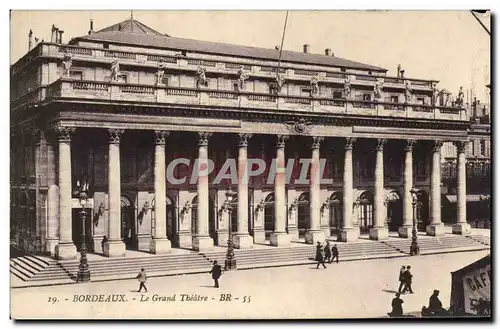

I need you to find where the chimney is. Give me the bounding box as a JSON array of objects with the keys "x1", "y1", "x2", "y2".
[
  {"x1": 51, "y1": 25, "x2": 57, "y2": 43},
  {"x1": 325, "y1": 48, "x2": 332, "y2": 56},
  {"x1": 88, "y1": 19, "x2": 94, "y2": 35},
  {"x1": 400, "y1": 70, "x2": 405, "y2": 78},
  {"x1": 58, "y1": 30, "x2": 64, "y2": 44},
  {"x1": 303, "y1": 44, "x2": 310, "y2": 54},
  {"x1": 397, "y1": 64, "x2": 401, "y2": 78},
  {"x1": 28, "y1": 29, "x2": 33, "y2": 51}
]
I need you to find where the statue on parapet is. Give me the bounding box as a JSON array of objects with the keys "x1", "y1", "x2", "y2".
[
  {"x1": 275, "y1": 73, "x2": 286, "y2": 91},
  {"x1": 310, "y1": 76, "x2": 319, "y2": 96},
  {"x1": 374, "y1": 78, "x2": 384, "y2": 99},
  {"x1": 455, "y1": 86, "x2": 465, "y2": 108},
  {"x1": 404, "y1": 80, "x2": 412, "y2": 104},
  {"x1": 236, "y1": 66, "x2": 249, "y2": 92},
  {"x1": 344, "y1": 75, "x2": 351, "y2": 99},
  {"x1": 196, "y1": 67, "x2": 209, "y2": 88},
  {"x1": 156, "y1": 60, "x2": 166, "y2": 85},
  {"x1": 110, "y1": 58, "x2": 120, "y2": 81},
  {"x1": 62, "y1": 52, "x2": 72, "y2": 78}
]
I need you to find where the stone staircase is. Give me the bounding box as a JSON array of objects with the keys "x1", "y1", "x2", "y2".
[
  {"x1": 10, "y1": 255, "x2": 59, "y2": 281},
  {"x1": 468, "y1": 235, "x2": 490, "y2": 246},
  {"x1": 200, "y1": 241, "x2": 403, "y2": 270},
  {"x1": 380, "y1": 234, "x2": 490, "y2": 255}
]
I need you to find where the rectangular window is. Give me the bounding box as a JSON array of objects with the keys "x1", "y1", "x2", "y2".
[
  {"x1": 70, "y1": 70, "x2": 83, "y2": 80},
  {"x1": 333, "y1": 91, "x2": 342, "y2": 99},
  {"x1": 480, "y1": 140, "x2": 486, "y2": 156},
  {"x1": 363, "y1": 93, "x2": 372, "y2": 101},
  {"x1": 391, "y1": 95, "x2": 399, "y2": 103},
  {"x1": 417, "y1": 97, "x2": 425, "y2": 105}
]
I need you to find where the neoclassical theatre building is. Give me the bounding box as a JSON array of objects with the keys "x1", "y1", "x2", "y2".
[{"x1": 11, "y1": 18, "x2": 475, "y2": 260}]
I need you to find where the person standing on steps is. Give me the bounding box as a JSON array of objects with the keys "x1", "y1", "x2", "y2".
[
  {"x1": 324, "y1": 241, "x2": 332, "y2": 263},
  {"x1": 402, "y1": 266, "x2": 414, "y2": 294},
  {"x1": 136, "y1": 268, "x2": 147, "y2": 293},
  {"x1": 331, "y1": 244, "x2": 339, "y2": 263},
  {"x1": 315, "y1": 242, "x2": 327, "y2": 269},
  {"x1": 397, "y1": 265, "x2": 406, "y2": 293},
  {"x1": 209, "y1": 260, "x2": 222, "y2": 288}
]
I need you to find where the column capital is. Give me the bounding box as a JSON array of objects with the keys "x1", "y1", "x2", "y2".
[
  {"x1": 453, "y1": 140, "x2": 469, "y2": 154},
  {"x1": 198, "y1": 132, "x2": 213, "y2": 146},
  {"x1": 108, "y1": 129, "x2": 125, "y2": 144},
  {"x1": 154, "y1": 130, "x2": 170, "y2": 145},
  {"x1": 54, "y1": 126, "x2": 75, "y2": 142},
  {"x1": 276, "y1": 135, "x2": 289, "y2": 148},
  {"x1": 311, "y1": 137, "x2": 324, "y2": 149},
  {"x1": 345, "y1": 137, "x2": 357, "y2": 150},
  {"x1": 431, "y1": 140, "x2": 444, "y2": 152},
  {"x1": 404, "y1": 139, "x2": 416, "y2": 152},
  {"x1": 238, "y1": 133, "x2": 253, "y2": 148},
  {"x1": 375, "y1": 138, "x2": 387, "y2": 151}
]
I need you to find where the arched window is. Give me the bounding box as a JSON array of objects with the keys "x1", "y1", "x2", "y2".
[
  {"x1": 358, "y1": 191, "x2": 374, "y2": 233},
  {"x1": 329, "y1": 192, "x2": 343, "y2": 235}
]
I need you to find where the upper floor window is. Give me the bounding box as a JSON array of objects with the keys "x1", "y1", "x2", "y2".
[
  {"x1": 480, "y1": 140, "x2": 486, "y2": 156},
  {"x1": 70, "y1": 70, "x2": 83, "y2": 80},
  {"x1": 333, "y1": 90, "x2": 342, "y2": 99},
  {"x1": 390, "y1": 95, "x2": 399, "y2": 103},
  {"x1": 363, "y1": 93, "x2": 372, "y2": 101},
  {"x1": 417, "y1": 97, "x2": 425, "y2": 105}
]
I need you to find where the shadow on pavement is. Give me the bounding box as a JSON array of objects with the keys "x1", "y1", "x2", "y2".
[{"x1": 382, "y1": 289, "x2": 399, "y2": 294}]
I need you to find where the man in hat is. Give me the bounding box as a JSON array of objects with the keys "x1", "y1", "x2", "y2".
[
  {"x1": 397, "y1": 265, "x2": 406, "y2": 293},
  {"x1": 324, "y1": 241, "x2": 332, "y2": 263},
  {"x1": 388, "y1": 292, "x2": 404, "y2": 317},
  {"x1": 331, "y1": 244, "x2": 339, "y2": 264},
  {"x1": 315, "y1": 242, "x2": 327, "y2": 269},
  {"x1": 209, "y1": 260, "x2": 222, "y2": 288},
  {"x1": 136, "y1": 268, "x2": 147, "y2": 293},
  {"x1": 402, "y1": 266, "x2": 414, "y2": 294}
]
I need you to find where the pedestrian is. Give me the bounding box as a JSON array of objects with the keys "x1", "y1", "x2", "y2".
[
  {"x1": 428, "y1": 289, "x2": 446, "y2": 315},
  {"x1": 209, "y1": 260, "x2": 222, "y2": 288},
  {"x1": 402, "y1": 266, "x2": 414, "y2": 294},
  {"x1": 387, "y1": 292, "x2": 404, "y2": 317},
  {"x1": 324, "y1": 241, "x2": 332, "y2": 263},
  {"x1": 136, "y1": 268, "x2": 147, "y2": 293},
  {"x1": 397, "y1": 265, "x2": 406, "y2": 293},
  {"x1": 315, "y1": 242, "x2": 327, "y2": 269},
  {"x1": 331, "y1": 244, "x2": 339, "y2": 263}
]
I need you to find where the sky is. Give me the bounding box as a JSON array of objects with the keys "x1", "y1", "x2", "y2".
[{"x1": 10, "y1": 10, "x2": 491, "y2": 102}]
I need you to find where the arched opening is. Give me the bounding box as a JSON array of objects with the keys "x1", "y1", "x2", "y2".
[
  {"x1": 120, "y1": 195, "x2": 136, "y2": 250},
  {"x1": 329, "y1": 191, "x2": 343, "y2": 236},
  {"x1": 297, "y1": 192, "x2": 310, "y2": 239},
  {"x1": 415, "y1": 190, "x2": 429, "y2": 231},
  {"x1": 386, "y1": 190, "x2": 402, "y2": 231},
  {"x1": 190, "y1": 195, "x2": 216, "y2": 239},
  {"x1": 358, "y1": 191, "x2": 374, "y2": 234},
  {"x1": 165, "y1": 195, "x2": 175, "y2": 242},
  {"x1": 264, "y1": 193, "x2": 275, "y2": 240}
]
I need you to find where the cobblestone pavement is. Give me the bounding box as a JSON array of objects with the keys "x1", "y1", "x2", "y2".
[{"x1": 11, "y1": 250, "x2": 489, "y2": 319}]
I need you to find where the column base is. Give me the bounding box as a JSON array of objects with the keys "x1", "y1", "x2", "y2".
[
  {"x1": 426, "y1": 223, "x2": 445, "y2": 236},
  {"x1": 270, "y1": 232, "x2": 291, "y2": 247},
  {"x1": 287, "y1": 227, "x2": 299, "y2": 241},
  {"x1": 45, "y1": 238, "x2": 59, "y2": 257},
  {"x1": 103, "y1": 240, "x2": 126, "y2": 257},
  {"x1": 398, "y1": 226, "x2": 413, "y2": 238},
  {"x1": 252, "y1": 228, "x2": 266, "y2": 243},
  {"x1": 321, "y1": 226, "x2": 331, "y2": 238},
  {"x1": 340, "y1": 228, "x2": 358, "y2": 242},
  {"x1": 137, "y1": 235, "x2": 152, "y2": 252},
  {"x1": 353, "y1": 225, "x2": 361, "y2": 238},
  {"x1": 177, "y1": 231, "x2": 192, "y2": 249},
  {"x1": 192, "y1": 235, "x2": 214, "y2": 251},
  {"x1": 150, "y1": 238, "x2": 172, "y2": 254},
  {"x1": 305, "y1": 230, "x2": 326, "y2": 244},
  {"x1": 55, "y1": 242, "x2": 77, "y2": 260},
  {"x1": 452, "y1": 223, "x2": 472, "y2": 236},
  {"x1": 369, "y1": 227, "x2": 389, "y2": 240},
  {"x1": 216, "y1": 230, "x2": 229, "y2": 246},
  {"x1": 233, "y1": 234, "x2": 254, "y2": 249},
  {"x1": 92, "y1": 236, "x2": 105, "y2": 254}
]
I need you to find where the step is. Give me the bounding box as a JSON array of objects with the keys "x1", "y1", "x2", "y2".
[{"x1": 10, "y1": 266, "x2": 30, "y2": 281}]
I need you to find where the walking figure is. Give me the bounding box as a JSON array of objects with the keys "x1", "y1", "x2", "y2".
[
  {"x1": 315, "y1": 242, "x2": 327, "y2": 269},
  {"x1": 388, "y1": 292, "x2": 404, "y2": 317},
  {"x1": 331, "y1": 244, "x2": 339, "y2": 263},
  {"x1": 402, "y1": 266, "x2": 414, "y2": 294},
  {"x1": 324, "y1": 241, "x2": 332, "y2": 263},
  {"x1": 209, "y1": 260, "x2": 222, "y2": 288},
  {"x1": 397, "y1": 265, "x2": 406, "y2": 293},
  {"x1": 136, "y1": 268, "x2": 147, "y2": 293}
]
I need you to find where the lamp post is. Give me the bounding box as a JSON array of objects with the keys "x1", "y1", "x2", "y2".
[
  {"x1": 409, "y1": 187, "x2": 420, "y2": 256},
  {"x1": 224, "y1": 186, "x2": 237, "y2": 271},
  {"x1": 74, "y1": 179, "x2": 91, "y2": 282}
]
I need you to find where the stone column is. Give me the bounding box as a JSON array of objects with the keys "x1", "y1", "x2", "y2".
[
  {"x1": 452, "y1": 141, "x2": 471, "y2": 235},
  {"x1": 340, "y1": 138, "x2": 357, "y2": 242},
  {"x1": 54, "y1": 127, "x2": 77, "y2": 260},
  {"x1": 340, "y1": 137, "x2": 358, "y2": 242},
  {"x1": 192, "y1": 132, "x2": 214, "y2": 251},
  {"x1": 234, "y1": 133, "x2": 254, "y2": 249},
  {"x1": 150, "y1": 130, "x2": 172, "y2": 253},
  {"x1": 45, "y1": 133, "x2": 59, "y2": 256},
  {"x1": 427, "y1": 140, "x2": 445, "y2": 236},
  {"x1": 270, "y1": 135, "x2": 291, "y2": 246},
  {"x1": 399, "y1": 140, "x2": 415, "y2": 238},
  {"x1": 103, "y1": 129, "x2": 126, "y2": 257},
  {"x1": 305, "y1": 137, "x2": 326, "y2": 244},
  {"x1": 370, "y1": 139, "x2": 389, "y2": 240}
]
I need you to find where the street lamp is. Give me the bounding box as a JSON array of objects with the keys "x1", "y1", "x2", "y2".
[
  {"x1": 74, "y1": 179, "x2": 91, "y2": 282},
  {"x1": 409, "y1": 187, "x2": 420, "y2": 256},
  {"x1": 224, "y1": 186, "x2": 237, "y2": 271}
]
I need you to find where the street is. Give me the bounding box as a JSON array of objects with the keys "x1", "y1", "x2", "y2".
[{"x1": 11, "y1": 250, "x2": 489, "y2": 319}]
